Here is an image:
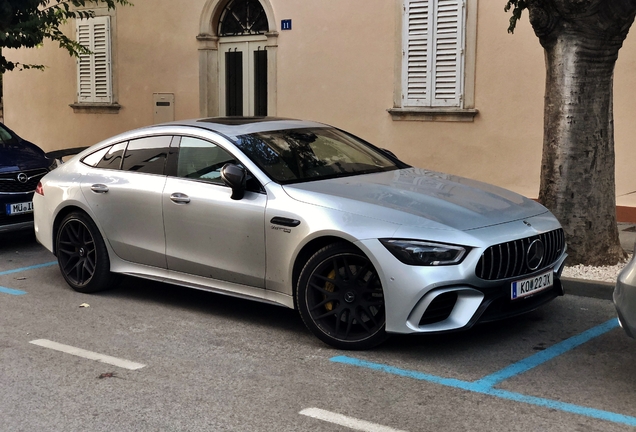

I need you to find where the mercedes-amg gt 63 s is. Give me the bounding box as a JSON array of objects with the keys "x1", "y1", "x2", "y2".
[{"x1": 33, "y1": 118, "x2": 567, "y2": 349}]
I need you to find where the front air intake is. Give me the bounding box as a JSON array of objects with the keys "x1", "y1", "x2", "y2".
[{"x1": 419, "y1": 292, "x2": 458, "y2": 325}]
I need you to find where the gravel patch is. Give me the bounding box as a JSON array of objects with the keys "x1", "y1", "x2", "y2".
[{"x1": 562, "y1": 254, "x2": 633, "y2": 282}]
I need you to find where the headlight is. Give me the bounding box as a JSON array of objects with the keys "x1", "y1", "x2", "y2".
[{"x1": 380, "y1": 239, "x2": 468, "y2": 266}]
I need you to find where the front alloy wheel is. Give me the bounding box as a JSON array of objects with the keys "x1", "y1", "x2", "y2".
[{"x1": 297, "y1": 243, "x2": 389, "y2": 350}]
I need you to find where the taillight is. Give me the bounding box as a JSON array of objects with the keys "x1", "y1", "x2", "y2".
[{"x1": 35, "y1": 182, "x2": 44, "y2": 196}]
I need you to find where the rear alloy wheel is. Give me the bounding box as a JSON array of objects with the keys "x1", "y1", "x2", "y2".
[
  {"x1": 56, "y1": 212, "x2": 117, "y2": 293},
  {"x1": 297, "y1": 243, "x2": 389, "y2": 350}
]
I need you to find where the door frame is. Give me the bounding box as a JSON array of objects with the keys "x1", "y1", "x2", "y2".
[
  {"x1": 218, "y1": 36, "x2": 269, "y2": 116},
  {"x1": 197, "y1": 0, "x2": 278, "y2": 117}
]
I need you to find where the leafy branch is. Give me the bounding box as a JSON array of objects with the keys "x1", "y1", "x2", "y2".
[
  {"x1": 0, "y1": 0, "x2": 131, "y2": 73},
  {"x1": 505, "y1": 0, "x2": 528, "y2": 33}
]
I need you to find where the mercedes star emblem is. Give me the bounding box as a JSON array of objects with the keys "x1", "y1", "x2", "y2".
[{"x1": 527, "y1": 239, "x2": 545, "y2": 271}]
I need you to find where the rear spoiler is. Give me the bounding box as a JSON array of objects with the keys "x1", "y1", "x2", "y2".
[{"x1": 46, "y1": 147, "x2": 88, "y2": 163}]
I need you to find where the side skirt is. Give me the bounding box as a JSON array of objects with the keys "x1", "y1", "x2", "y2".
[{"x1": 110, "y1": 259, "x2": 294, "y2": 309}]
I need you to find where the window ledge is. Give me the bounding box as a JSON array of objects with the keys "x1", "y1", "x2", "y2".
[
  {"x1": 388, "y1": 107, "x2": 478, "y2": 122},
  {"x1": 70, "y1": 103, "x2": 121, "y2": 114}
]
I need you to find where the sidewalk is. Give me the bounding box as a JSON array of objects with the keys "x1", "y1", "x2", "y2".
[
  {"x1": 561, "y1": 222, "x2": 636, "y2": 300},
  {"x1": 618, "y1": 222, "x2": 636, "y2": 253}
]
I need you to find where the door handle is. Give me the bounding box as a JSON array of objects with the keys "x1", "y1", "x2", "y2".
[
  {"x1": 90, "y1": 184, "x2": 109, "y2": 194},
  {"x1": 170, "y1": 192, "x2": 191, "y2": 204},
  {"x1": 271, "y1": 217, "x2": 301, "y2": 227}
]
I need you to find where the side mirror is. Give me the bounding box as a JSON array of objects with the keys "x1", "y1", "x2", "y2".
[{"x1": 221, "y1": 163, "x2": 247, "y2": 200}]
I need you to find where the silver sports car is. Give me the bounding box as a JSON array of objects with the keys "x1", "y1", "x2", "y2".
[{"x1": 33, "y1": 118, "x2": 567, "y2": 349}]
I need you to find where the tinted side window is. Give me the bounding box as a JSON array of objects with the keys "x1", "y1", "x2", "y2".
[
  {"x1": 122, "y1": 136, "x2": 172, "y2": 174},
  {"x1": 96, "y1": 142, "x2": 127, "y2": 170},
  {"x1": 82, "y1": 146, "x2": 110, "y2": 167},
  {"x1": 177, "y1": 137, "x2": 237, "y2": 185}
]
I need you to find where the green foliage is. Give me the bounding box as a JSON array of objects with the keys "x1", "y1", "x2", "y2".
[
  {"x1": 505, "y1": 0, "x2": 528, "y2": 33},
  {"x1": 0, "y1": 0, "x2": 131, "y2": 74}
]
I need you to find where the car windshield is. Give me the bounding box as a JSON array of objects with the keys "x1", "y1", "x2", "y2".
[
  {"x1": 0, "y1": 124, "x2": 20, "y2": 147},
  {"x1": 233, "y1": 127, "x2": 398, "y2": 184}
]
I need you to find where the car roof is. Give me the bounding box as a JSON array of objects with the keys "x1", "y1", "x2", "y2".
[{"x1": 157, "y1": 117, "x2": 330, "y2": 139}]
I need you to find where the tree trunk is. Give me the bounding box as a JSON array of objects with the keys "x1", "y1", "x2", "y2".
[{"x1": 526, "y1": 0, "x2": 636, "y2": 265}]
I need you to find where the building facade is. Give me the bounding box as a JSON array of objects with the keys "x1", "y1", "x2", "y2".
[{"x1": 4, "y1": 0, "x2": 636, "y2": 216}]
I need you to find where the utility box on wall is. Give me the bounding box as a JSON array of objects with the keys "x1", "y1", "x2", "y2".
[{"x1": 153, "y1": 93, "x2": 174, "y2": 124}]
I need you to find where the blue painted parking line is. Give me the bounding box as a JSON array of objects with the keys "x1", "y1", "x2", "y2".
[
  {"x1": 331, "y1": 318, "x2": 634, "y2": 427},
  {"x1": 473, "y1": 318, "x2": 619, "y2": 389},
  {"x1": 0, "y1": 261, "x2": 57, "y2": 296},
  {"x1": 0, "y1": 261, "x2": 57, "y2": 277},
  {"x1": 0, "y1": 286, "x2": 27, "y2": 296}
]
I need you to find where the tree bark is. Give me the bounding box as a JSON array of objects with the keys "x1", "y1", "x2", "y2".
[{"x1": 525, "y1": 0, "x2": 636, "y2": 265}]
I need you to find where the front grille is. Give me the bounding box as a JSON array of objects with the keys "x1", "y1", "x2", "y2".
[
  {"x1": 476, "y1": 228, "x2": 565, "y2": 281},
  {"x1": 0, "y1": 169, "x2": 47, "y2": 193},
  {"x1": 419, "y1": 292, "x2": 458, "y2": 325}
]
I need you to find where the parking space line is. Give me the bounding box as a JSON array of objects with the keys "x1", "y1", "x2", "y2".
[
  {"x1": 299, "y1": 408, "x2": 408, "y2": 432},
  {"x1": 0, "y1": 261, "x2": 57, "y2": 276},
  {"x1": 331, "y1": 356, "x2": 636, "y2": 427},
  {"x1": 330, "y1": 318, "x2": 636, "y2": 427},
  {"x1": 0, "y1": 286, "x2": 27, "y2": 296},
  {"x1": 0, "y1": 261, "x2": 57, "y2": 296},
  {"x1": 473, "y1": 318, "x2": 619, "y2": 389},
  {"x1": 30, "y1": 339, "x2": 146, "y2": 370}
]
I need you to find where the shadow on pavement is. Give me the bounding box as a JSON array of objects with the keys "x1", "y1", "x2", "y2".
[{"x1": 0, "y1": 230, "x2": 38, "y2": 250}]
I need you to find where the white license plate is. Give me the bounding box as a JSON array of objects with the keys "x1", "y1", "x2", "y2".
[
  {"x1": 6, "y1": 201, "x2": 34, "y2": 216},
  {"x1": 511, "y1": 269, "x2": 553, "y2": 300}
]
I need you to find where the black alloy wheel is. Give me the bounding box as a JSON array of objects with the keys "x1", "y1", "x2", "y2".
[
  {"x1": 56, "y1": 212, "x2": 117, "y2": 293},
  {"x1": 297, "y1": 243, "x2": 389, "y2": 350}
]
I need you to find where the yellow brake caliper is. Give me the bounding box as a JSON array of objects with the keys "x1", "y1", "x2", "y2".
[{"x1": 324, "y1": 269, "x2": 336, "y2": 311}]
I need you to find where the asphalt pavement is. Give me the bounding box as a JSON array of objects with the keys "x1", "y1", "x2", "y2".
[{"x1": 1, "y1": 229, "x2": 636, "y2": 431}]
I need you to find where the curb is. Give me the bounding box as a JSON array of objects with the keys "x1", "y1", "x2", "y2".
[{"x1": 561, "y1": 277, "x2": 615, "y2": 301}]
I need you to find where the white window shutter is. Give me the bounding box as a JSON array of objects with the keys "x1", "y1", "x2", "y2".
[
  {"x1": 92, "y1": 17, "x2": 112, "y2": 102},
  {"x1": 76, "y1": 16, "x2": 112, "y2": 103},
  {"x1": 402, "y1": 0, "x2": 465, "y2": 108},
  {"x1": 76, "y1": 21, "x2": 93, "y2": 102},
  {"x1": 432, "y1": 0, "x2": 464, "y2": 107},
  {"x1": 403, "y1": 0, "x2": 432, "y2": 106}
]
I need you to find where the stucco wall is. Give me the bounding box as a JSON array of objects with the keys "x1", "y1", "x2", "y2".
[
  {"x1": 3, "y1": 0, "x2": 636, "y2": 208},
  {"x1": 3, "y1": 1, "x2": 203, "y2": 149}
]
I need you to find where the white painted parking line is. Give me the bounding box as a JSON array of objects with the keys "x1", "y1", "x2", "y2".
[
  {"x1": 299, "y1": 408, "x2": 408, "y2": 432},
  {"x1": 29, "y1": 339, "x2": 146, "y2": 370}
]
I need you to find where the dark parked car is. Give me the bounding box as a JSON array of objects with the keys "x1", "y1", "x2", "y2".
[{"x1": 0, "y1": 122, "x2": 54, "y2": 233}]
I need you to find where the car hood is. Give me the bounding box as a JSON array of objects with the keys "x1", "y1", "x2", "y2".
[
  {"x1": 0, "y1": 141, "x2": 50, "y2": 172},
  {"x1": 282, "y1": 168, "x2": 548, "y2": 231}
]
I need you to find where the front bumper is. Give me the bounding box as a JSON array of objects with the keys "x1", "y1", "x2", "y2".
[
  {"x1": 0, "y1": 192, "x2": 35, "y2": 234},
  {"x1": 356, "y1": 220, "x2": 567, "y2": 335},
  {"x1": 382, "y1": 254, "x2": 566, "y2": 335},
  {"x1": 614, "y1": 263, "x2": 636, "y2": 339}
]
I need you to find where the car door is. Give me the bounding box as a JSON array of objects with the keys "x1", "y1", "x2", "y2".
[
  {"x1": 163, "y1": 136, "x2": 267, "y2": 287},
  {"x1": 80, "y1": 136, "x2": 172, "y2": 268}
]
